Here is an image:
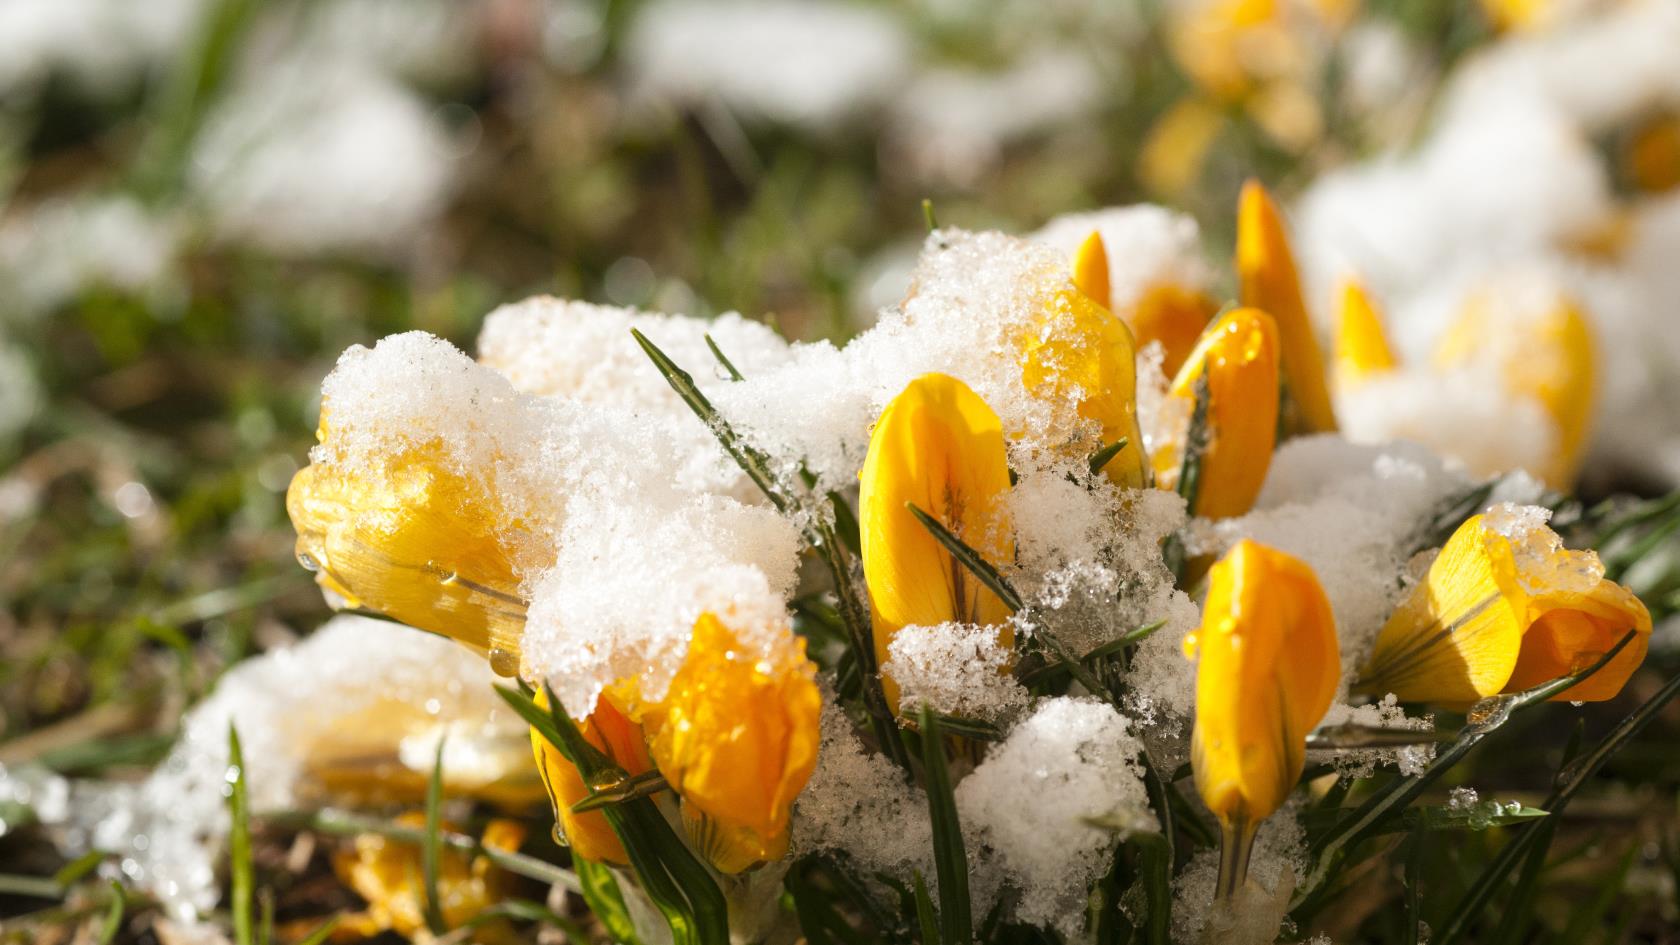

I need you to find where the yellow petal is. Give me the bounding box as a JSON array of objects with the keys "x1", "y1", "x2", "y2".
[
  {"x1": 529, "y1": 690, "x2": 652, "y2": 867},
  {"x1": 1152, "y1": 307, "x2": 1281, "y2": 519},
  {"x1": 1189, "y1": 539, "x2": 1339, "y2": 827},
  {"x1": 1627, "y1": 115, "x2": 1680, "y2": 193},
  {"x1": 1072, "y1": 230, "x2": 1111, "y2": 309},
  {"x1": 1237, "y1": 179, "x2": 1338, "y2": 434},
  {"x1": 333, "y1": 811, "x2": 522, "y2": 940},
  {"x1": 646, "y1": 613, "x2": 821, "y2": 873},
  {"x1": 860, "y1": 373, "x2": 1016, "y2": 711},
  {"x1": 287, "y1": 440, "x2": 531, "y2": 673},
  {"x1": 1356, "y1": 509, "x2": 1651, "y2": 704},
  {"x1": 1126, "y1": 283, "x2": 1219, "y2": 378},
  {"x1": 1478, "y1": 0, "x2": 1551, "y2": 31},
  {"x1": 1434, "y1": 293, "x2": 1597, "y2": 488},
  {"x1": 1017, "y1": 286, "x2": 1152, "y2": 487},
  {"x1": 1333, "y1": 278, "x2": 1399, "y2": 388}
]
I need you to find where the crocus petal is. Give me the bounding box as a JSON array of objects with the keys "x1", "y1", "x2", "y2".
[
  {"x1": 1333, "y1": 278, "x2": 1398, "y2": 388},
  {"x1": 860, "y1": 373, "x2": 1016, "y2": 710},
  {"x1": 1434, "y1": 294, "x2": 1597, "y2": 489},
  {"x1": 1017, "y1": 285, "x2": 1151, "y2": 487},
  {"x1": 1357, "y1": 506, "x2": 1651, "y2": 704},
  {"x1": 529, "y1": 690, "x2": 652, "y2": 867},
  {"x1": 1189, "y1": 539, "x2": 1339, "y2": 827},
  {"x1": 1072, "y1": 230, "x2": 1111, "y2": 309},
  {"x1": 287, "y1": 440, "x2": 531, "y2": 673},
  {"x1": 1237, "y1": 179, "x2": 1338, "y2": 434},
  {"x1": 1152, "y1": 307, "x2": 1281, "y2": 519},
  {"x1": 1128, "y1": 282, "x2": 1218, "y2": 378},
  {"x1": 646, "y1": 613, "x2": 821, "y2": 873}
]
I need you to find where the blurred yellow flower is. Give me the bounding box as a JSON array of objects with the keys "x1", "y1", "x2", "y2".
[
  {"x1": 288, "y1": 435, "x2": 532, "y2": 674},
  {"x1": 1152, "y1": 307, "x2": 1282, "y2": 519},
  {"x1": 1132, "y1": 283, "x2": 1221, "y2": 379},
  {"x1": 644, "y1": 612, "x2": 821, "y2": 874},
  {"x1": 1018, "y1": 271, "x2": 1151, "y2": 487},
  {"x1": 1237, "y1": 180, "x2": 1338, "y2": 434},
  {"x1": 1140, "y1": 98, "x2": 1226, "y2": 198},
  {"x1": 1478, "y1": 0, "x2": 1551, "y2": 31},
  {"x1": 529, "y1": 689, "x2": 653, "y2": 867},
  {"x1": 1628, "y1": 114, "x2": 1680, "y2": 193},
  {"x1": 860, "y1": 373, "x2": 1016, "y2": 712},
  {"x1": 1333, "y1": 278, "x2": 1398, "y2": 389},
  {"x1": 1357, "y1": 509, "x2": 1650, "y2": 705},
  {"x1": 332, "y1": 812, "x2": 525, "y2": 943},
  {"x1": 1434, "y1": 292, "x2": 1597, "y2": 488},
  {"x1": 1187, "y1": 539, "x2": 1338, "y2": 897}
]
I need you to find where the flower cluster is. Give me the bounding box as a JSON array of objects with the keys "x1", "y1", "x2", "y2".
[{"x1": 286, "y1": 179, "x2": 1652, "y2": 942}]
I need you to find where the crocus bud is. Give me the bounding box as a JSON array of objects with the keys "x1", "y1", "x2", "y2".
[
  {"x1": 1188, "y1": 539, "x2": 1339, "y2": 898},
  {"x1": 1151, "y1": 307, "x2": 1281, "y2": 519},
  {"x1": 1333, "y1": 279, "x2": 1398, "y2": 389},
  {"x1": 860, "y1": 373, "x2": 1016, "y2": 711},
  {"x1": 645, "y1": 613, "x2": 821, "y2": 874},
  {"x1": 1357, "y1": 504, "x2": 1650, "y2": 705},
  {"x1": 1237, "y1": 180, "x2": 1337, "y2": 434}
]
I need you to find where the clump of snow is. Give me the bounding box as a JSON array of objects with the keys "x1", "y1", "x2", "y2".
[
  {"x1": 1172, "y1": 803, "x2": 1307, "y2": 945},
  {"x1": 623, "y1": 0, "x2": 912, "y2": 131},
  {"x1": 958, "y1": 698, "x2": 1155, "y2": 935},
  {"x1": 883, "y1": 623, "x2": 1028, "y2": 722},
  {"x1": 30, "y1": 616, "x2": 527, "y2": 921},
  {"x1": 0, "y1": 194, "x2": 179, "y2": 316},
  {"x1": 0, "y1": 0, "x2": 205, "y2": 98},
  {"x1": 1485, "y1": 501, "x2": 1606, "y2": 597}
]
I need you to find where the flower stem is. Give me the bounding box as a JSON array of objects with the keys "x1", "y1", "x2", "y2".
[{"x1": 1214, "y1": 815, "x2": 1256, "y2": 903}]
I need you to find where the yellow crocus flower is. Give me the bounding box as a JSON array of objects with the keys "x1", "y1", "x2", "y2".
[
  {"x1": 1188, "y1": 539, "x2": 1338, "y2": 898},
  {"x1": 332, "y1": 812, "x2": 525, "y2": 943},
  {"x1": 288, "y1": 435, "x2": 532, "y2": 674},
  {"x1": 1151, "y1": 307, "x2": 1282, "y2": 519},
  {"x1": 644, "y1": 612, "x2": 822, "y2": 874},
  {"x1": 1356, "y1": 508, "x2": 1651, "y2": 705},
  {"x1": 860, "y1": 373, "x2": 1016, "y2": 711},
  {"x1": 1333, "y1": 278, "x2": 1398, "y2": 389},
  {"x1": 1236, "y1": 180, "x2": 1338, "y2": 434},
  {"x1": 1018, "y1": 273, "x2": 1152, "y2": 487},
  {"x1": 529, "y1": 689, "x2": 653, "y2": 867},
  {"x1": 1129, "y1": 282, "x2": 1220, "y2": 379},
  {"x1": 1628, "y1": 115, "x2": 1680, "y2": 193},
  {"x1": 1433, "y1": 293, "x2": 1597, "y2": 488}
]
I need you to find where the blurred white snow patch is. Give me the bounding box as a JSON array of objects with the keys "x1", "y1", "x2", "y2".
[
  {"x1": 256, "y1": 0, "x2": 479, "y2": 87},
  {"x1": 890, "y1": 51, "x2": 1104, "y2": 185},
  {"x1": 958, "y1": 698, "x2": 1154, "y2": 935},
  {"x1": 1338, "y1": 371, "x2": 1558, "y2": 484},
  {"x1": 0, "y1": 341, "x2": 40, "y2": 439},
  {"x1": 0, "y1": 194, "x2": 179, "y2": 316},
  {"x1": 0, "y1": 0, "x2": 205, "y2": 97},
  {"x1": 1032, "y1": 205, "x2": 1215, "y2": 310},
  {"x1": 883, "y1": 623, "x2": 1028, "y2": 722},
  {"x1": 36, "y1": 616, "x2": 525, "y2": 921},
  {"x1": 190, "y1": 60, "x2": 457, "y2": 257},
  {"x1": 1173, "y1": 804, "x2": 1306, "y2": 945},
  {"x1": 624, "y1": 0, "x2": 912, "y2": 130}
]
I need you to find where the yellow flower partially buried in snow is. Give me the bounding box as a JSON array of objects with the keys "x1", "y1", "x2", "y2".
[
  {"x1": 643, "y1": 612, "x2": 821, "y2": 874},
  {"x1": 1434, "y1": 292, "x2": 1597, "y2": 489},
  {"x1": 529, "y1": 689, "x2": 653, "y2": 867},
  {"x1": 1188, "y1": 540, "x2": 1338, "y2": 896},
  {"x1": 860, "y1": 373, "x2": 1015, "y2": 711},
  {"x1": 1070, "y1": 229, "x2": 1217, "y2": 379},
  {"x1": 288, "y1": 425, "x2": 533, "y2": 673},
  {"x1": 1357, "y1": 506, "x2": 1650, "y2": 705},
  {"x1": 1237, "y1": 180, "x2": 1337, "y2": 434},
  {"x1": 1333, "y1": 278, "x2": 1398, "y2": 389},
  {"x1": 1152, "y1": 308, "x2": 1282, "y2": 519},
  {"x1": 1019, "y1": 249, "x2": 1151, "y2": 487},
  {"x1": 333, "y1": 812, "x2": 525, "y2": 943}
]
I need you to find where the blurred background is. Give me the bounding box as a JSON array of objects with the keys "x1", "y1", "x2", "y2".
[{"x1": 0, "y1": 0, "x2": 1671, "y2": 873}]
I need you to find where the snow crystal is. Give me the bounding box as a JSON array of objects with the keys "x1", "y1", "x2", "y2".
[
  {"x1": 1485, "y1": 501, "x2": 1606, "y2": 597},
  {"x1": 35, "y1": 616, "x2": 526, "y2": 920},
  {"x1": 883, "y1": 623, "x2": 1028, "y2": 722},
  {"x1": 957, "y1": 698, "x2": 1155, "y2": 935}
]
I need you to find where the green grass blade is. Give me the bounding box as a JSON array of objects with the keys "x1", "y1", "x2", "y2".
[
  {"x1": 1434, "y1": 658, "x2": 1680, "y2": 945},
  {"x1": 703, "y1": 334, "x2": 745, "y2": 381},
  {"x1": 422, "y1": 736, "x2": 448, "y2": 936},
  {"x1": 1176, "y1": 373, "x2": 1211, "y2": 514},
  {"x1": 1088, "y1": 438, "x2": 1130, "y2": 476},
  {"x1": 576, "y1": 857, "x2": 644, "y2": 945},
  {"x1": 294, "y1": 917, "x2": 341, "y2": 945},
  {"x1": 227, "y1": 725, "x2": 253, "y2": 945},
  {"x1": 52, "y1": 850, "x2": 103, "y2": 888},
  {"x1": 96, "y1": 882, "x2": 124, "y2": 945},
  {"x1": 916, "y1": 706, "x2": 971, "y2": 945},
  {"x1": 912, "y1": 870, "x2": 943, "y2": 945},
  {"x1": 1293, "y1": 632, "x2": 1638, "y2": 908},
  {"x1": 905, "y1": 501, "x2": 1024, "y2": 611}
]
